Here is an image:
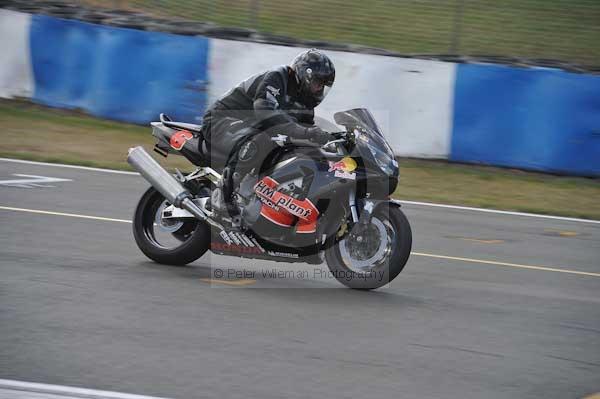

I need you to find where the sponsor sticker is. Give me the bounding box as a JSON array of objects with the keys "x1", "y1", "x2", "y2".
[
  {"x1": 267, "y1": 251, "x2": 299, "y2": 259},
  {"x1": 213, "y1": 232, "x2": 265, "y2": 254},
  {"x1": 334, "y1": 170, "x2": 356, "y2": 180},
  {"x1": 211, "y1": 242, "x2": 264, "y2": 255},
  {"x1": 219, "y1": 230, "x2": 233, "y2": 245},
  {"x1": 328, "y1": 157, "x2": 357, "y2": 173},
  {"x1": 254, "y1": 178, "x2": 318, "y2": 221},
  {"x1": 170, "y1": 130, "x2": 193, "y2": 150},
  {"x1": 228, "y1": 232, "x2": 242, "y2": 245}
]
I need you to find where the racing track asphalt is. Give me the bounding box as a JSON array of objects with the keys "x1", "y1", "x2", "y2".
[{"x1": 0, "y1": 159, "x2": 599, "y2": 399}]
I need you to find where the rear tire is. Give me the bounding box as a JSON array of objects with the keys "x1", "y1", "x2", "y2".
[
  {"x1": 133, "y1": 187, "x2": 210, "y2": 265},
  {"x1": 325, "y1": 204, "x2": 412, "y2": 290}
]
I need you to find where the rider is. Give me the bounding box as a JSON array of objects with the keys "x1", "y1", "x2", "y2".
[{"x1": 202, "y1": 48, "x2": 336, "y2": 213}]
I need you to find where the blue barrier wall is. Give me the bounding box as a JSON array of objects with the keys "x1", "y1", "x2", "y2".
[
  {"x1": 29, "y1": 14, "x2": 209, "y2": 125},
  {"x1": 451, "y1": 64, "x2": 600, "y2": 176}
]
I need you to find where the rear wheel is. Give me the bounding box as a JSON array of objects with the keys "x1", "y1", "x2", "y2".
[
  {"x1": 133, "y1": 187, "x2": 210, "y2": 265},
  {"x1": 325, "y1": 204, "x2": 412, "y2": 289}
]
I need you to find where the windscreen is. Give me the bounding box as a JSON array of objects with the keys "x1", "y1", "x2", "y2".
[
  {"x1": 334, "y1": 109, "x2": 397, "y2": 177},
  {"x1": 333, "y1": 108, "x2": 383, "y2": 137}
]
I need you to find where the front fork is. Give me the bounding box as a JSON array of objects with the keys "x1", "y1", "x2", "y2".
[
  {"x1": 349, "y1": 193, "x2": 401, "y2": 230},
  {"x1": 322, "y1": 191, "x2": 377, "y2": 246}
]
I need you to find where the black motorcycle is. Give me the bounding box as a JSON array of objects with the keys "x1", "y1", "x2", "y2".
[{"x1": 127, "y1": 108, "x2": 411, "y2": 289}]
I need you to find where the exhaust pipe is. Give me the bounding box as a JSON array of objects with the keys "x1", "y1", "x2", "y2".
[{"x1": 127, "y1": 146, "x2": 223, "y2": 230}]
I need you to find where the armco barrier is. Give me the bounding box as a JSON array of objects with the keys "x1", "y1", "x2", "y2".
[
  {"x1": 452, "y1": 64, "x2": 600, "y2": 176},
  {"x1": 29, "y1": 14, "x2": 209, "y2": 125}
]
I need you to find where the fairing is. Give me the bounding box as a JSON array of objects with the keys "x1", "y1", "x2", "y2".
[{"x1": 335, "y1": 109, "x2": 399, "y2": 196}]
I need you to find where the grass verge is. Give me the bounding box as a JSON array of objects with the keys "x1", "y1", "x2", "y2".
[
  {"x1": 81, "y1": 0, "x2": 600, "y2": 67},
  {"x1": 1, "y1": 99, "x2": 598, "y2": 220}
]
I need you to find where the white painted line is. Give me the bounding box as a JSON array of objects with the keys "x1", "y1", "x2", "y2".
[
  {"x1": 0, "y1": 157, "x2": 139, "y2": 175},
  {"x1": 398, "y1": 200, "x2": 600, "y2": 225},
  {"x1": 1, "y1": 205, "x2": 598, "y2": 279},
  {"x1": 0, "y1": 173, "x2": 72, "y2": 187},
  {"x1": 1, "y1": 157, "x2": 597, "y2": 224},
  {"x1": 0, "y1": 378, "x2": 171, "y2": 399},
  {"x1": 0, "y1": 206, "x2": 131, "y2": 223},
  {"x1": 412, "y1": 252, "x2": 600, "y2": 278}
]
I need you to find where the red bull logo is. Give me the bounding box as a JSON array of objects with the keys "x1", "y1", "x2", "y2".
[{"x1": 328, "y1": 157, "x2": 357, "y2": 173}]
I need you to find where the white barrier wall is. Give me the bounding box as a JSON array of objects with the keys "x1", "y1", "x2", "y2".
[
  {"x1": 209, "y1": 38, "x2": 456, "y2": 158},
  {"x1": 0, "y1": 10, "x2": 34, "y2": 99}
]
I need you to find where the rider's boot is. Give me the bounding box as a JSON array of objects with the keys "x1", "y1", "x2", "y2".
[{"x1": 221, "y1": 166, "x2": 241, "y2": 219}]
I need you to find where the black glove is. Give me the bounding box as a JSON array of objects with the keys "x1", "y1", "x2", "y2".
[{"x1": 305, "y1": 126, "x2": 331, "y2": 145}]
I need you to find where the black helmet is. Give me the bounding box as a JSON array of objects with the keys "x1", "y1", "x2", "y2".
[{"x1": 291, "y1": 49, "x2": 335, "y2": 108}]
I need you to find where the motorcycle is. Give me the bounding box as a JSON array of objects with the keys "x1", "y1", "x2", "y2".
[{"x1": 127, "y1": 108, "x2": 412, "y2": 289}]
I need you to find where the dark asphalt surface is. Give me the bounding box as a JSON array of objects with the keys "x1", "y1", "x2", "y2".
[{"x1": 1, "y1": 159, "x2": 599, "y2": 399}]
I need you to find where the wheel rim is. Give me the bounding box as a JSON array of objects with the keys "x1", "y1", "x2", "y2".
[
  {"x1": 154, "y1": 201, "x2": 184, "y2": 233},
  {"x1": 142, "y1": 197, "x2": 197, "y2": 250},
  {"x1": 338, "y1": 217, "x2": 395, "y2": 273}
]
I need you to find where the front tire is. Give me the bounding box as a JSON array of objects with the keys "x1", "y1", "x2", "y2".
[
  {"x1": 325, "y1": 204, "x2": 412, "y2": 290},
  {"x1": 133, "y1": 187, "x2": 210, "y2": 265}
]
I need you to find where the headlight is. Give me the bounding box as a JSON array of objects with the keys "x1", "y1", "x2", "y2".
[
  {"x1": 369, "y1": 144, "x2": 396, "y2": 176},
  {"x1": 355, "y1": 129, "x2": 397, "y2": 176}
]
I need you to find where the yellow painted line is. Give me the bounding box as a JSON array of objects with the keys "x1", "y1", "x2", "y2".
[
  {"x1": 412, "y1": 252, "x2": 600, "y2": 277},
  {"x1": 1, "y1": 205, "x2": 598, "y2": 279},
  {"x1": 459, "y1": 238, "x2": 505, "y2": 244},
  {"x1": 199, "y1": 278, "x2": 256, "y2": 286},
  {"x1": 559, "y1": 231, "x2": 579, "y2": 237},
  {"x1": 0, "y1": 206, "x2": 131, "y2": 223},
  {"x1": 582, "y1": 394, "x2": 600, "y2": 399},
  {"x1": 544, "y1": 229, "x2": 579, "y2": 237}
]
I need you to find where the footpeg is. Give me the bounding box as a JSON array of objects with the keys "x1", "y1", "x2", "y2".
[
  {"x1": 231, "y1": 215, "x2": 242, "y2": 228},
  {"x1": 211, "y1": 187, "x2": 226, "y2": 212}
]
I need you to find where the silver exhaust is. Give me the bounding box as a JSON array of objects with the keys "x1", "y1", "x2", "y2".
[{"x1": 127, "y1": 146, "x2": 223, "y2": 230}]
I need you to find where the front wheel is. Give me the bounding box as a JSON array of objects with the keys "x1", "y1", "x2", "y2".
[
  {"x1": 132, "y1": 187, "x2": 210, "y2": 265},
  {"x1": 325, "y1": 204, "x2": 412, "y2": 290}
]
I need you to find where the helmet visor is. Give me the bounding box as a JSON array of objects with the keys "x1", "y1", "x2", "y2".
[{"x1": 308, "y1": 77, "x2": 333, "y2": 100}]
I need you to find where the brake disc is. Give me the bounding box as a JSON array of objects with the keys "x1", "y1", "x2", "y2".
[{"x1": 339, "y1": 217, "x2": 390, "y2": 271}]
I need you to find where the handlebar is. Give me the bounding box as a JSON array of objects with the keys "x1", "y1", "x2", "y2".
[
  {"x1": 270, "y1": 130, "x2": 349, "y2": 151},
  {"x1": 329, "y1": 131, "x2": 348, "y2": 140}
]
